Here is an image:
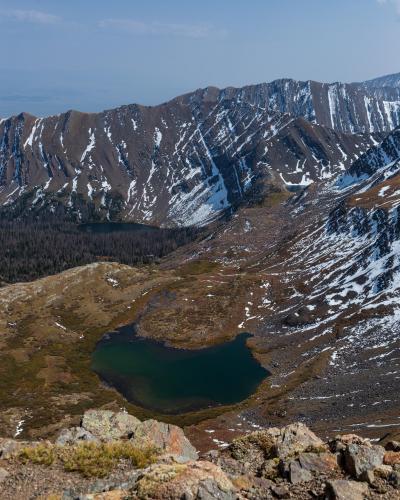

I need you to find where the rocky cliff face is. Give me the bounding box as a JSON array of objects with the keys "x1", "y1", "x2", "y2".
[
  {"x1": 341, "y1": 126, "x2": 400, "y2": 182},
  {"x1": 325, "y1": 126, "x2": 400, "y2": 298},
  {"x1": 1, "y1": 73, "x2": 399, "y2": 225}
]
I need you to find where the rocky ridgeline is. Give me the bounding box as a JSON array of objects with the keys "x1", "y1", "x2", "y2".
[
  {"x1": 0, "y1": 410, "x2": 399, "y2": 499},
  {"x1": 0, "y1": 75, "x2": 392, "y2": 225}
]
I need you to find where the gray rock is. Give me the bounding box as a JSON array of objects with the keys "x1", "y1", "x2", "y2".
[
  {"x1": 389, "y1": 471, "x2": 400, "y2": 489},
  {"x1": 344, "y1": 443, "x2": 385, "y2": 478},
  {"x1": 374, "y1": 464, "x2": 392, "y2": 479},
  {"x1": 81, "y1": 409, "x2": 141, "y2": 440},
  {"x1": 62, "y1": 471, "x2": 141, "y2": 499},
  {"x1": 0, "y1": 467, "x2": 9, "y2": 482},
  {"x1": 196, "y1": 478, "x2": 236, "y2": 500},
  {"x1": 327, "y1": 480, "x2": 369, "y2": 500},
  {"x1": 274, "y1": 422, "x2": 325, "y2": 459},
  {"x1": 288, "y1": 460, "x2": 313, "y2": 484},
  {"x1": 56, "y1": 426, "x2": 98, "y2": 446},
  {"x1": 158, "y1": 453, "x2": 194, "y2": 464},
  {"x1": 0, "y1": 438, "x2": 40, "y2": 459},
  {"x1": 359, "y1": 469, "x2": 375, "y2": 484},
  {"x1": 0, "y1": 438, "x2": 22, "y2": 458},
  {"x1": 271, "y1": 484, "x2": 290, "y2": 498},
  {"x1": 130, "y1": 419, "x2": 198, "y2": 460},
  {"x1": 210, "y1": 454, "x2": 249, "y2": 476}
]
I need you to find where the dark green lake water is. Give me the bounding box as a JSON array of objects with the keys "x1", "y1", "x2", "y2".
[
  {"x1": 79, "y1": 222, "x2": 158, "y2": 234},
  {"x1": 91, "y1": 324, "x2": 268, "y2": 414}
]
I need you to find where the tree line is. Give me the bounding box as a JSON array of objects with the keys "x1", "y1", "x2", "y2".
[{"x1": 0, "y1": 218, "x2": 204, "y2": 284}]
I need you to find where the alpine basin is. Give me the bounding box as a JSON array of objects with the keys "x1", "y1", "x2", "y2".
[{"x1": 92, "y1": 324, "x2": 268, "y2": 414}]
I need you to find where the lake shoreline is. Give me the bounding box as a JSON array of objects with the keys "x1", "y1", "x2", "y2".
[{"x1": 91, "y1": 325, "x2": 269, "y2": 415}]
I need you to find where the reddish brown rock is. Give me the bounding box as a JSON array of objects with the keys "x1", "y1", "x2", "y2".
[
  {"x1": 130, "y1": 420, "x2": 198, "y2": 461},
  {"x1": 327, "y1": 479, "x2": 369, "y2": 500},
  {"x1": 298, "y1": 452, "x2": 339, "y2": 474},
  {"x1": 384, "y1": 451, "x2": 400, "y2": 466}
]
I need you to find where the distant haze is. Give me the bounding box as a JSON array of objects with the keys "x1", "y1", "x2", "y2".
[{"x1": 0, "y1": 0, "x2": 398, "y2": 117}]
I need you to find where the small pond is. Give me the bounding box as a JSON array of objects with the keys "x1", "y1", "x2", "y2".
[
  {"x1": 91, "y1": 324, "x2": 268, "y2": 414},
  {"x1": 79, "y1": 222, "x2": 159, "y2": 234}
]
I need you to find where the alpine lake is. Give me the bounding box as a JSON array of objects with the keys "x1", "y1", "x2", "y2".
[{"x1": 92, "y1": 323, "x2": 268, "y2": 415}]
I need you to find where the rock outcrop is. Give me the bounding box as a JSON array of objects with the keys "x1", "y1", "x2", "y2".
[
  {"x1": 130, "y1": 419, "x2": 198, "y2": 462},
  {"x1": 58, "y1": 410, "x2": 198, "y2": 462},
  {"x1": 1, "y1": 410, "x2": 400, "y2": 499},
  {"x1": 81, "y1": 409, "x2": 141, "y2": 441}
]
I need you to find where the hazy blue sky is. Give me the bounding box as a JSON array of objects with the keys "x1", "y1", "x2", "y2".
[{"x1": 1, "y1": 0, "x2": 399, "y2": 117}]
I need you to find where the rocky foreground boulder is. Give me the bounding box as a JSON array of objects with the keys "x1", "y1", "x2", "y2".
[
  {"x1": 58, "y1": 409, "x2": 198, "y2": 462},
  {"x1": 0, "y1": 410, "x2": 399, "y2": 499}
]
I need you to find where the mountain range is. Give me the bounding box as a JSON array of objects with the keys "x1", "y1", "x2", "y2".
[{"x1": 1, "y1": 73, "x2": 400, "y2": 225}]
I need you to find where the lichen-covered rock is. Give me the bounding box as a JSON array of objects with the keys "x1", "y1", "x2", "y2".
[
  {"x1": 329, "y1": 433, "x2": 371, "y2": 453},
  {"x1": 230, "y1": 430, "x2": 276, "y2": 471},
  {"x1": 133, "y1": 461, "x2": 236, "y2": 499},
  {"x1": 327, "y1": 479, "x2": 369, "y2": 500},
  {"x1": 4, "y1": 415, "x2": 400, "y2": 499},
  {"x1": 229, "y1": 422, "x2": 324, "y2": 465},
  {"x1": 344, "y1": 443, "x2": 385, "y2": 478},
  {"x1": 130, "y1": 420, "x2": 198, "y2": 461},
  {"x1": 374, "y1": 464, "x2": 393, "y2": 479},
  {"x1": 287, "y1": 460, "x2": 313, "y2": 484},
  {"x1": 0, "y1": 438, "x2": 40, "y2": 459},
  {"x1": 80, "y1": 491, "x2": 130, "y2": 500},
  {"x1": 81, "y1": 410, "x2": 141, "y2": 441},
  {"x1": 56, "y1": 426, "x2": 99, "y2": 446},
  {"x1": 259, "y1": 458, "x2": 280, "y2": 480},
  {"x1": 273, "y1": 423, "x2": 325, "y2": 458}
]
